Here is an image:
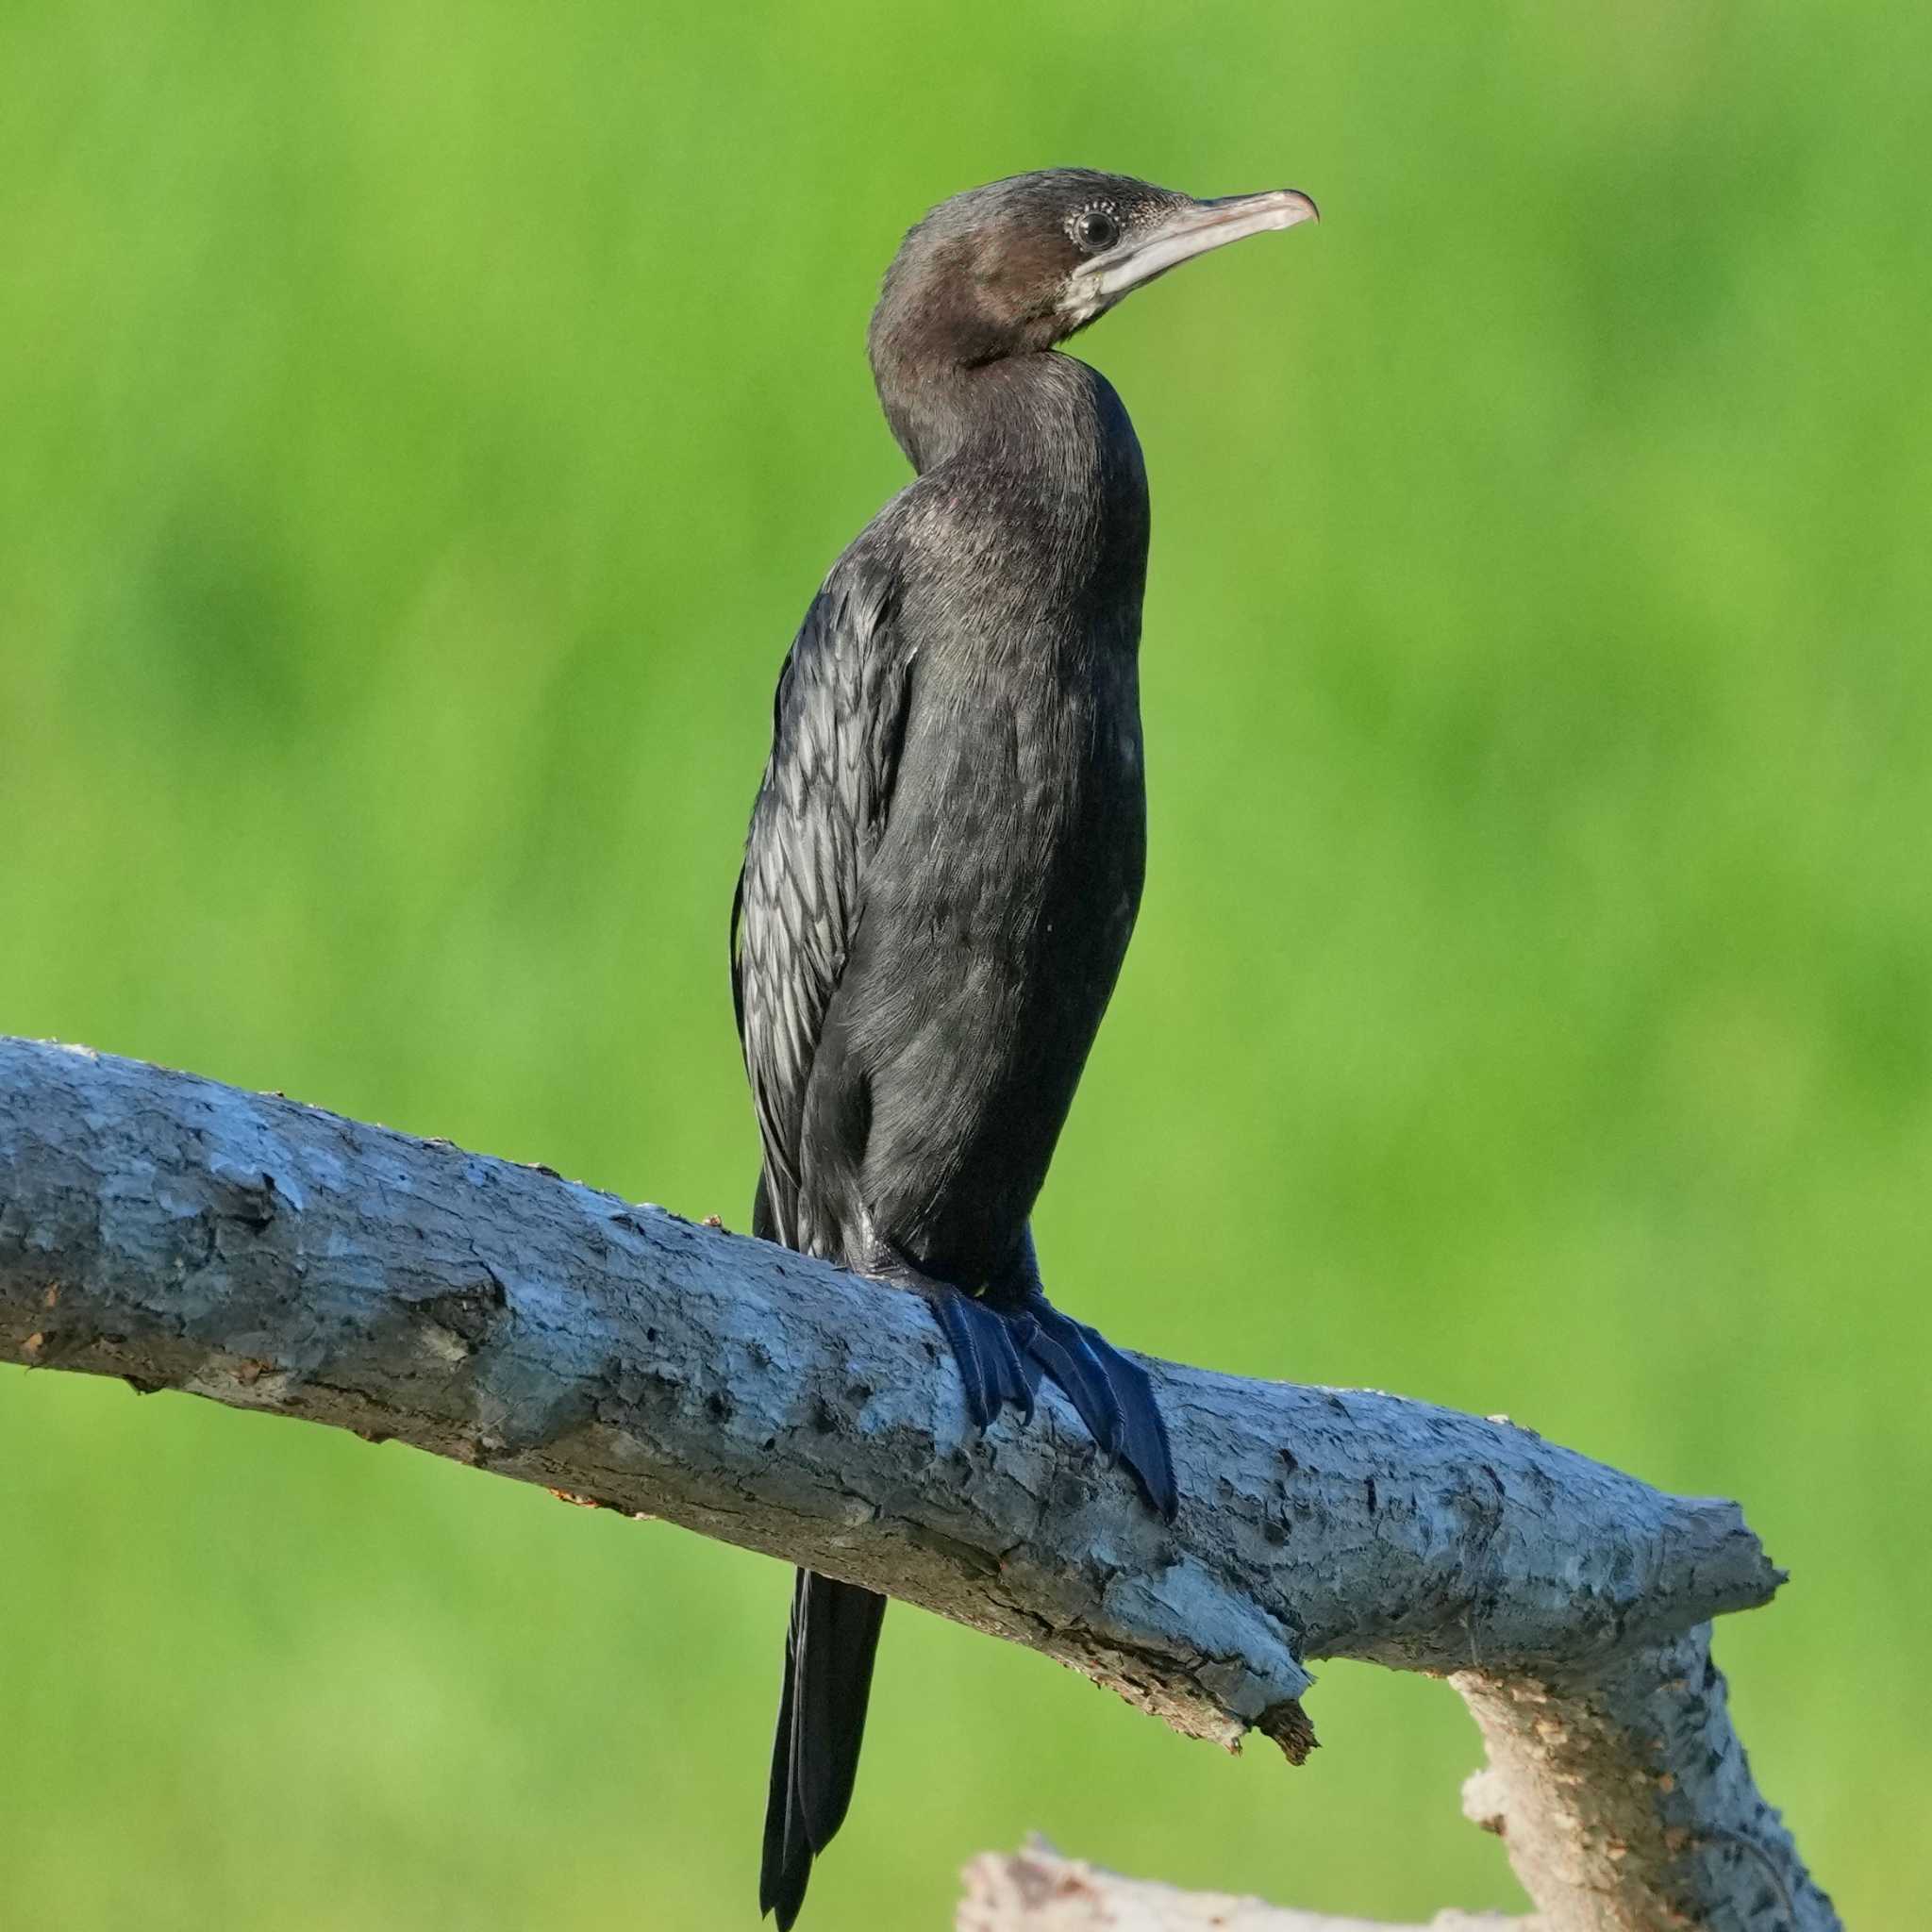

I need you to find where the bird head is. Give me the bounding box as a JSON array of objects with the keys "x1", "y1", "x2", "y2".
[{"x1": 868, "y1": 168, "x2": 1319, "y2": 377}]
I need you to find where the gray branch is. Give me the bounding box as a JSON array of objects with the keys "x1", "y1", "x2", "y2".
[{"x1": 0, "y1": 1039, "x2": 1837, "y2": 1929}]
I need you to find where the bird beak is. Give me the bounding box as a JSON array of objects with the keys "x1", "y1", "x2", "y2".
[{"x1": 1068, "y1": 188, "x2": 1320, "y2": 303}]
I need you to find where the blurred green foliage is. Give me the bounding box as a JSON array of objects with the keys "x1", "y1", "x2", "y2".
[{"x1": 3, "y1": 1, "x2": 1925, "y2": 1925}]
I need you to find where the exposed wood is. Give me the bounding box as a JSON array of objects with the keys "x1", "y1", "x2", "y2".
[
  {"x1": 0, "y1": 1039, "x2": 1836, "y2": 1927},
  {"x1": 958, "y1": 1840, "x2": 1525, "y2": 1928}
]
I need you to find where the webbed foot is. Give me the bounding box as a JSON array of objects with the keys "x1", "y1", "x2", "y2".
[
  {"x1": 1011, "y1": 1293, "x2": 1177, "y2": 1522},
  {"x1": 871, "y1": 1243, "x2": 1176, "y2": 1523}
]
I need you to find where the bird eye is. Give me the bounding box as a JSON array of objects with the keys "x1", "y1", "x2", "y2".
[{"x1": 1074, "y1": 208, "x2": 1120, "y2": 252}]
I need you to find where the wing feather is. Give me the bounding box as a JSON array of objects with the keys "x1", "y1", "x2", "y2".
[{"x1": 731, "y1": 554, "x2": 909, "y2": 1250}]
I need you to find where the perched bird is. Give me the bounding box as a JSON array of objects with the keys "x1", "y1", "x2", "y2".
[{"x1": 731, "y1": 168, "x2": 1317, "y2": 1927}]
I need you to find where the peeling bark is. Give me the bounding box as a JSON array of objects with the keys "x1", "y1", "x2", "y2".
[
  {"x1": 0, "y1": 1040, "x2": 1836, "y2": 1927},
  {"x1": 1454, "y1": 1629, "x2": 1836, "y2": 1929}
]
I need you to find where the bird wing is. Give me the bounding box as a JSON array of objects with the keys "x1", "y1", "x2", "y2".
[{"x1": 732, "y1": 551, "x2": 910, "y2": 1251}]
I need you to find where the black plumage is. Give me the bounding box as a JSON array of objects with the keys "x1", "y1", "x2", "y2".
[{"x1": 731, "y1": 167, "x2": 1317, "y2": 1928}]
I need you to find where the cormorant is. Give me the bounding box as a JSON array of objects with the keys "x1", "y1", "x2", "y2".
[{"x1": 731, "y1": 168, "x2": 1318, "y2": 1927}]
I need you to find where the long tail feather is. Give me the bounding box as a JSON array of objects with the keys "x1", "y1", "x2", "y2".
[{"x1": 759, "y1": 1572, "x2": 887, "y2": 1928}]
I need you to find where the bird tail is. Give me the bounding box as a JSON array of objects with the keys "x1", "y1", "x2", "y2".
[{"x1": 759, "y1": 1569, "x2": 888, "y2": 1929}]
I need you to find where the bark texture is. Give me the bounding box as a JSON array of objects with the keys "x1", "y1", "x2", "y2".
[
  {"x1": 0, "y1": 1039, "x2": 1835, "y2": 1928},
  {"x1": 1455, "y1": 1629, "x2": 1836, "y2": 1929},
  {"x1": 958, "y1": 1840, "x2": 1524, "y2": 1929}
]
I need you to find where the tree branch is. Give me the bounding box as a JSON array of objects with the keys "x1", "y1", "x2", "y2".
[
  {"x1": 0, "y1": 1039, "x2": 1836, "y2": 1928},
  {"x1": 958, "y1": 1840, "x2": 1525, "y2": 1929}
]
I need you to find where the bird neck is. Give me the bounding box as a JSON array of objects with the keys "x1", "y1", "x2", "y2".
[
  {"x1": 871, "y1": 347, "x2": 1133, "y2": 483},
  {"x1": 874, "y1": 351, "x2": 1151, "y2": 630}
]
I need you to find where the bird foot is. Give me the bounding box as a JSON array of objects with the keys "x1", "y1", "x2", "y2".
[{"x1": 874, "y1": 1256, "x2": 1177, "y2": 1522}]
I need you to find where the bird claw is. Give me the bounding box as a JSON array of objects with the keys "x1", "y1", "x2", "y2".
[
  {"x1": 928, "y1": 1287, "x2": 1038, "y2": 1430},
  {"x1": 918, "y1": 1281, "x2": 1177, "y2": 1523},
  {"x1": 1014, "y1": 1295, "x2": 1177, "y2": 1522}
]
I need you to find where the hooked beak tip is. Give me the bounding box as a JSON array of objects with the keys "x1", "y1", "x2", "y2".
[
  {"x1": 1214, "y1": 187, "x2": 1320, "y2": 231},
  {"x1": 1070, "y1": 185, "x2": 1322, "y2": 304}
]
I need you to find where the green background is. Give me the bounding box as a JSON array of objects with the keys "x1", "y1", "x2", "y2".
[{"x1": 3, "y1": 1, "x2": 1924, "y2": 1925}]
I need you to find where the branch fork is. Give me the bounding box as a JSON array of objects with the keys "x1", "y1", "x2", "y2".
[{"x1": 0, "y1": 1039, "x2": 1836, "y2": 1929}]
